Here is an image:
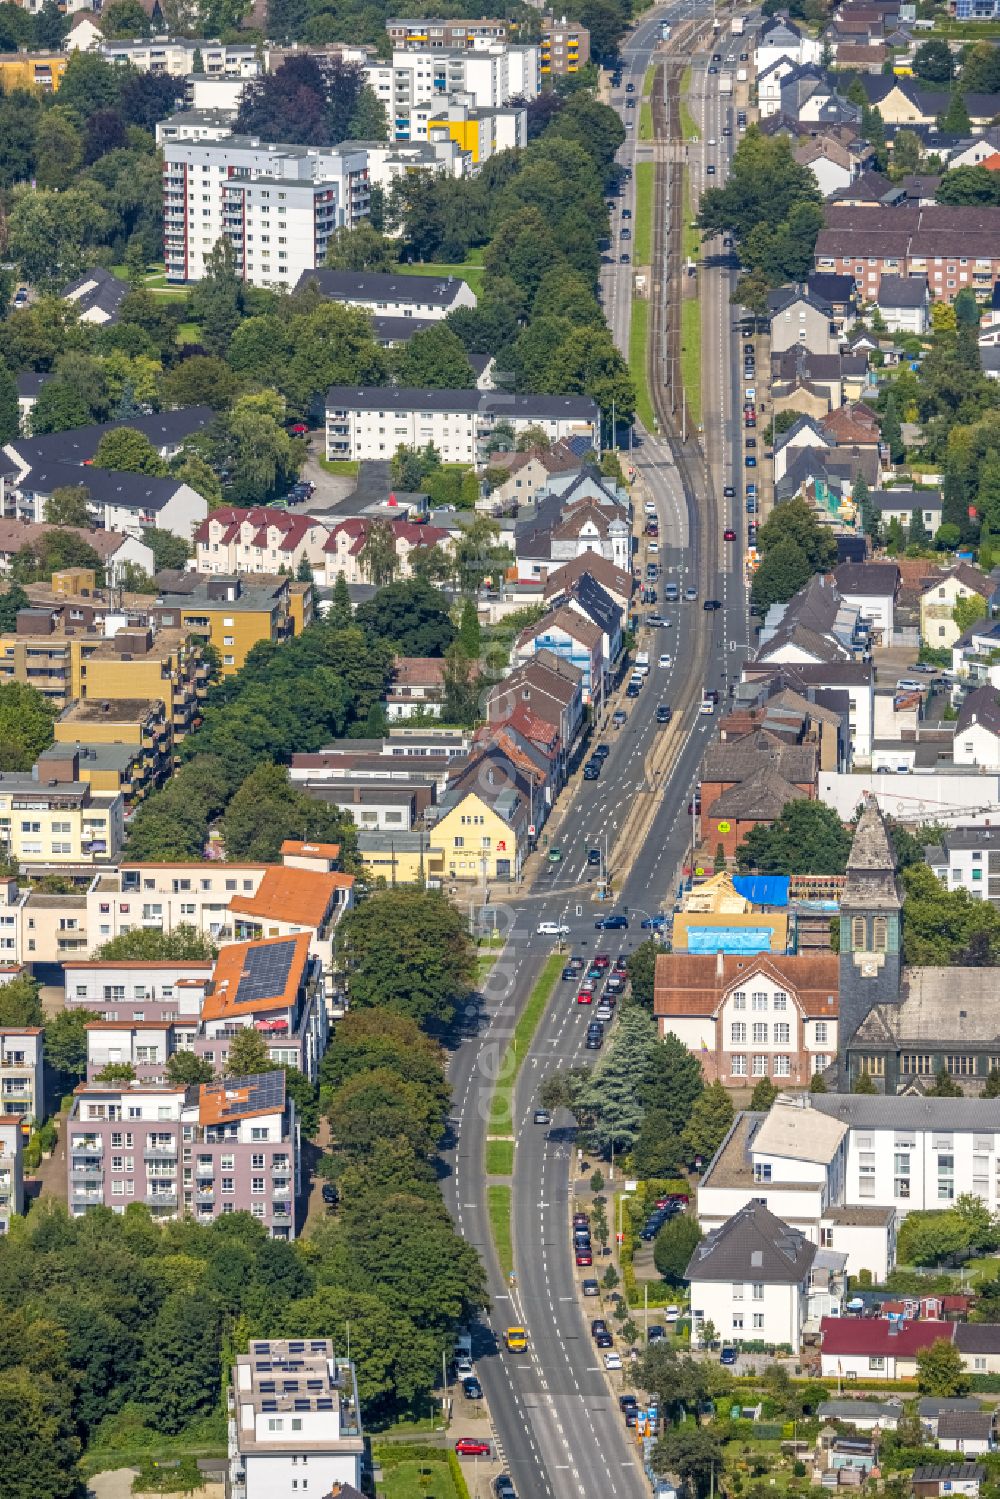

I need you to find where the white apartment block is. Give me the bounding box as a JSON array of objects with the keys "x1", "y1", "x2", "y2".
[
  {"x1": 365, "y1": 43, "x2": 539, "y2": 136},
  {"x1": 163, "y1": 137, "x2": 370, "y2": 289},
  {"x1": 0, "y1": 1117, "x2": 23, "y2": 1233},
  {"x1": 325, "y1": 386, "x2": 600, "y2": 466},
  {"x1": 295, "y1": 266, "x2": 475, "y2": 318},
  {"x1": 65, "y1": 959, "x2": 213, "y2": 1021},
  {"x1": 229, "y1": 1339, "x2": 364, "y2": 1499},
  {"x1": 87, "y1": 861, "x2": 270, "y2": 948},
  {"x1": 102, "y1": 37, "x2": 265, "y2": 78},
  {"x1": 157, "y1": 110, "x2": 238, "y2": 147},
  {"x1": 926, "y1": 827, "x2": 1000, "y2": 906},
  {"x1": 0, "y1": 1027, "x2": 43, "y2": 1127}
]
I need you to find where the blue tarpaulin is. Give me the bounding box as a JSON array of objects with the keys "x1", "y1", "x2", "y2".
[
  {"x1": 686, "y1": 927, "x2": 774, "y2": 954},
  {"x1": 732, "y1": 875, "x2": 790, "y2": 907}
]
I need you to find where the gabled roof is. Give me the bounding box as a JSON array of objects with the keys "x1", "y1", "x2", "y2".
[
  {"x1": 20, "y1": 461, "x2": 189, "y2": 514},
  {"x1": 957, "y1": 686, "x2": 1000, "y2": 738},
  {"x1": 710, "y1": 765, "x2": 807, "y2": 820},
  {"x1": 821, "y1": 1317, "x2": 955, "y2": 1358},
  {"x1": 228, "y1": 864, "x2": 351, "y2": 929},
  {"x1": 834, "y1": 562, "x2": 899, "y2": 597},
  {"x1": 62, "y1": 266, "x2": 129, "y2": 324},
  {"x1": 871, "y1": 487, "x2": 940, "y2": 512},
  {"x1": 686, "y1": 1200, "x2": 817, "y2": 1284},
  {"x1": 543, "y1": 551, "x2": 633, "y2": 602},
  {"x1": 295, "y1": 268, "x2": 472, "y2": 306},
  {"x1": 567, "y1": 572, "x2": 622, "y2": 637},
  {"x1": 516, "y1": 603, "x2": 602, "y2": 652},
  {"x1": 202, "y1": 933, "x2": 311, "y2": 1022},
  {"x1": 953, "y1": 1325, "x2": 1000, "y2": 1355},
  {"x1": 654, "y1": 950, "x2": 840, "y2": 1019},
  {"x1": 5, "y1": 408, "x2": 213, "y2": 470}
]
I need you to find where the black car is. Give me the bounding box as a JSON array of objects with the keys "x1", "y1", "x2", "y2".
[
  {"x1": 593, "y1": 743, "x2": 610, "y2": 760},
  {"x1": 703, "y1": 599, "x2": 722, "y2": 611},
  {"x1": 592, "y1": 1319, "x2": 609, "y2": 1336},
  {"x1": 588, "y1": 848, "x2": 602, "y2": 865},
  {"x1": 656, "y1": 704, "x2": 672, "y2": 724},
  {"x1": 620, "y1": 253, "x2": 631, "y2": 264},
  {"x1": 495, "y1": 1477, "x2": 517, "y2": 1499},
  {"x1": 625, "y1": 681, "x2": 641, "y2": 698},
  {"x1": 648, "y1": 1326, "x2": 667, "y2": 1343},
  {"x1": 723, "y1": 485, "x2": 735, "y2": 497},
  {"x1": 583, "y1": 763, "x2": 601, "y2": 779},
  {"x1": 595, "y1": 1330, "x2": 613, "y2": 1348},
  {"x1": 321, "y1": 1182, "x2": 338, "y2": 1206},
  {"x1": 586, "y1": 1032, "x2": 603, "y2": 1049},
  {"x1": 463, "y1": 1377, "x2": 483, "y2": 1399}
]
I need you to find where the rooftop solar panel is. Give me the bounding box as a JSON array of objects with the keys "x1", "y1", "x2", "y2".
[{"x1": 235, "y1": 939, "x2": 297, "y2": 1007}]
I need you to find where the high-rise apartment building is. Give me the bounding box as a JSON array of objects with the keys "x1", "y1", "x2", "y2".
[
  {"x1": 163, "y1": 137, "x2": 370, "y2": 288},
  {"x1": 540, "y1": 14, "x2": 590, "y2": 76}
]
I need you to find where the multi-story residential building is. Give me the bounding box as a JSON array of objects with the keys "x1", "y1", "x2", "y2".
[
  {"x1": 67, "y1": 1070, "x2": 300, "y2": 1236},
  {"x1": 0, "y1": 609, "x2": 205, "y2": 734},
  {"x1": 147, "y1": 573, "x2": 313, "y2": 675},
  {"x1": 422, "y1": 100, "x2": 526, "y2": 162},
  {"x1": 85, "y1": 1019, "x2": 195, "y2": 1083},
  {"x1": 655, "y1": 951, "x2": 839, "y2": 1087},
  {"x1": 87, "y1": 861, "x2": 269, "y2": 949},
  {"x1": 294, "y1": 267, "x2": 476, "y2": 318},
  {"x1": 920, "y1": 562, "x2": 991, "y2": 651},
  {"x1": 386, "y1": 17, "x2": 510, "y2": 48},
  {"x1": 364, "y1": 44, "x2": 539, "y2": 132},
  {"x1": 54, "y1": 698, "x2": 173, "y2": 803},
  {"x1": 229, "y1": 852, "x2": 354, "y2": 1002},
  {"x1": 925, "y1": 826, "x2": 1000, "y2": 906},
  {"x1": 0, "y1": 522, "x2": 154, "y2": 582},
  {"x1": 101, "y1": 37, "x2": 264, "y2": 76},
  {"x1": 540, "y1": 14, "x2": 590, "y2": 76},
  {"x1": 815, "y1": 205, "x2": 1000, "y2": 303},
  {"x1": 0, "y1": 1027, "x2": 43, "y2": 1127},
  {"x1": 325, "y1": 387, "x2": 600, "y2": 466},
  {"x1": 3, "y1": 408, "x2": 213, "y2": 483},
  {"x1": 228, "y1": 1338, "x2": 364, "y2": 1498},
  {"x1": 687, "y1": 1200, "x2": 840, "y2": 1353},
  {"x1": 512, "y1": 604, "x2": 604, "y2": 707},
  {"x1": 0, "y1": 52, "x2": 67, "y2": 89},
  {"x1": 163, "y1": 137, "x2": 370, "y2": 288},
  {"x1": 157, "y1": 109, "x2": 239, "y2": 147},
  {"x1": 65, "y1": 959, "x2": 214, "y2": 1020},
  {"x1": 0, "y1": 756, "x2": 124, "y2": 872},
  {"x1": 193, "y1": 508, "x2": 333, "y2": 581},
  {"x1": 7, "y1": 462, "x2": 208, "y2": 541},
  {"x1": 322, "y1": 517, "x2": 452, "y2": 586},
  {"x1": 0, "y1": 1117, "x2": 23, "y2": 1233},
  {"x1": 195, "y1": 934, "x2": 327, "y2": 1083}
]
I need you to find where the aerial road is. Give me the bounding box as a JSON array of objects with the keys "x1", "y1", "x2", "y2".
[{"x1": 439, "y1": 11, "x2": 747, "y2": 1496}]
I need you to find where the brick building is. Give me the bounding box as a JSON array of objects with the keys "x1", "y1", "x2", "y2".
[{"x1": 815, "y1": 205, "x2": 1000, "y2": 303}]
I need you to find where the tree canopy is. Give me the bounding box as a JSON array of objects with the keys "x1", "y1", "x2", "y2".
[{"x1": 736, "y1": 801, "x2": 852, "y2": 877}]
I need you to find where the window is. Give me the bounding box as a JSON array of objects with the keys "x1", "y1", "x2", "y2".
[
  {"x1": 872, "y1": 916, "x2": 888, "y2": 950},
  {"x1": 894, "y1": 1152, "x2": 910, "y2": 1199},
  {"x1": 751, "y1": 1055, "x2": 767, "y2": 1076},
  {"x1": 859, "y1": 1151, "x2": 876, "y2": 1199},
  {"x1": 975, "y1": 1357, "x2": 988, "y2": 1371},
  {"x1": 774, "y1": 1023, "x2": 790, "y2": 1045},
  {"x1": 752, "y1": 1283, "x2": 764, "y2": 1301},
  {"x1": 732, "y1": 1282, "x2": 743, "y2": 1300},
  {"x1": 814, "y1": 1022, "x2": 828, "y2": 1045},
  {"x1": 732, "y1": 991, "x2": 746, "y2": 1010},
  {"x1": 774, "y1": 1056, "x2": 790, "y2": 1077},
  {"x1": 773, "y1": 992, "x2": 787, "y2": 1011},
  {"x1": 751, "y1": 992, "x2": 768, "y2": 1012},
  {"x1": 753, "y1": 1163, "x2": 771, "y2": 1183},
  {"x1": 731, "y1": 1023, "x2": 746, "y2": 1044},
  {"x1": 222, "y1": 1177, "x2": 234, "y2": 1193},
  {"x1": 946, "y1": 1055, "x2": 975, "y2": 1076},
  {"x1": 752, "y1": 1023, "x2": 768, "y2": 1044},
  {"x1": 753, "y1": 1314, "x2": 764, "y2": 1330},
  {"x1": 938, "y1": 1153, "x2": 955, "y2": 1201},
  {"x1": 851, "y1": 916, "x2": 866, "y2": 948},
  {"x1": 902, "y1": 1053, "x2": 933, "y2": 1077},
  {"x1": 252, "y1": 1177, "x2": 265, "y2": 1194},
  {"x1": 251, "y1": 1153, "x2": 264, "y2": 1169},
  {"x1": 731, "y1": 1055, "x2": 747, "y2": 1076},
  {"x1": 869, "y1": 1356, "x2": 885, "y2": 1372},
  {"x1": 732, "y1": 1314, "x2": 744, "y2": 1331}
]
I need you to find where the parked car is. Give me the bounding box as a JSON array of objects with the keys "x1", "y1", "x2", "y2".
[
  {"x1": 456, "y1": 1438, "x2": 491, "y2": 1456},
  {"x1": 462, "y1": 1378, "x2": 483, "y2": 1399},
  {"x1": 595, "y1": 914, "x2": 628, "y2": 930}
]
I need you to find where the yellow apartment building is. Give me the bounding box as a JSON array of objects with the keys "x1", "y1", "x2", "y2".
[
  {"x1": 0, "y1": 52, "x2": 67, "y2": 90},
  {"x1": 0, "y1": 749, "x2": 125, "y2": 871},
  {"x1": 149, "y1": 574, "x2": 313, "y2": 675}
]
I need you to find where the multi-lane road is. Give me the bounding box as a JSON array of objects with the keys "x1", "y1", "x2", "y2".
[{"x1": 440, "y1": 13, "x2": 750, "y2": 1495}]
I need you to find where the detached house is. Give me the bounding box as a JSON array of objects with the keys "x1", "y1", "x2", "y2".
[
  {"x1": 920, "y1": 563, "x2": 991, "y2": 649},
  {"x1": 512, "y1": 604, "x2": 604, "y2": 706},
  {"x1": 820, "y1": 1317, "x2": 955, "y2": 1380}
]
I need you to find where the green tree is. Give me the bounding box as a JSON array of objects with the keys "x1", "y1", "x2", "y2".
[
  {"x1": 653, "y1": 1423, "x2": 726, "y2": 1495},
  {"x1": 323, "y1": 222, "x2": 397, "y2": 272},
  {"x1": 750, "y1": 1075, "x2": 778, "y2": 1111},
  {"x1": 43, "y1": 485, "x2": 91, "y2": 528},
  {"x1": 881, "y1": 393, "x2": 904, "y2": 463},
  {"x1": 0, "y1": 366, "x2": 19, "y2": 445},
  {"x1": 916, "y1": 1337, "x2": 971, "y2": 1396},
  {"x1": 653, "y1": 1213, "x2": 702, "y2": 1284},
  {"x1": 0, "y1": 585, "x2": 28, "y2": 632},
  {"x1": 221, "y1": 763, "x2": 354, "y2": 864},
  {"x1": 139, "y1": 1290, "x2": 222, "y2": 1434},
  {"x1": 93, "y1": 426, "x2": 167, "y2": 476},
  {"x1": 96, "y1": 1061, "x2": 136, "y2": 1083},
  {"x1": 984, "y1": 1068, "x2": 1000, "y2": 1098},
  {"x1": 457, "y1": 596, "x2": 481, "y2": 659},
  {"x1": 903, "y1": 861, "x2": 1000, "y2": 965},
  {"x1": 165, "y1": 1051, "x2": 216, "y2": 1085},
  {"x1": 626, "y1": 938, "x2": 666, "y2": 1012},
  {"x1": 809, "y1": 1070, "x2": 828, "y2": 1093},
  {"x1": 751, "y1": 537, "x2": 813, "y2": 613},
  {"x1": 682, "y1": 1080, "x2": 734, "y2": 1165},
  {"x1": 92, "y1": 924, "x2": 215, "y2": 961},
  {"x1": 756, "y1": 495, "x2": 839, "y2": 572},
  {"x1": 34, "y1": 108, "x2": 82, "y2": 193},
  {"x1": 0, "y1": 973, "x2": 43, "y2": 1028},
  {"x1": 396, "y1": 323, "x2": 475, "y2": 389},
  {"x1": 159, "y1": 354, "x2": 239, "y2": 412},
  {"x1": 913, "y1": 38, "x2": 955, "y2": 83},
  {"x1": 928, "y1": 1066, "x2": 963, "y2": 1097},
  {"x1": 855, "y1": 471, "x2": 880, "y2": 542},
  {"x1": 853, "y1": 1070, "x2": 877, "y2": 1094},
  {"x1": 0, "y1": 681, "x2": 58, "y2": 771},
  {"x1": 953, "y1": 592, "x2": 987, "y2": 636},
  {"x1": 44, "y1": 1008, "x2": 100, "y2": 1079},
  {"x1": 736, "y1": 800, "x2": 852, "y2": 876},
  {"x1": 339, "y1": 888, "x2": 475, "y2": 1031},
  {"x1": 0, "y1": 1364, "x2": 82, "y2": 1499},
  {"x1": 190, "y1": 237, "x2": 244, "y2": 356},
  {"x1": 330, "y1": 572, "x2": 352, "y2": 627},
  {"x1": 224, "y1": 1027, "x2": 275, "y2": 1078},
  {"x1": 632, "y1": 1108, "x2": 686, "y2": 1178},
  {"x1": 358, "y1": 519, "x2": 399, "y2": 588},
  {"x1": 940, "y1": 90, "x2": 971, "y2": 136},
  {"x1": 908, "y1": 506, "x2": 930, "y2": 547}
]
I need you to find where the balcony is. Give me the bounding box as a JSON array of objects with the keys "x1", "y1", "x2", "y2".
[
  {"x1": 143, "y1": 1142, "x2": 178, "y2": 1160},
  {"x1": 71, "y1": 1185, "x2": 105, "y2": 1203},
  {"x1": 148, "y1": 1190, "x2": 178, "y2": 1207},
  {"x1": 71, "y1": 1135, "x2": 102, "y2": 1153},
  {"x1": 195, "y1": 1161, "x2": 215, "y2": 1178},
  {"x1": 71, "y1": 1161, "x2": 103, "y2": 1179},
  {"x1": 272, "y1": 1184, "x2": 291, "y2": 1200},
  {"x1": 196, "y1": 1185, "x2": 215, "y2": 1202},
  {"x1": 271, "y1": 1157, "x2": 290, "y2": 1173}
]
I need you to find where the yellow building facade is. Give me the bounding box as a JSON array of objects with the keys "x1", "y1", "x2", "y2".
[
  {"x1": 433, "y1": 791, "x2": 523, "y2": 882},
  {"x1": 0, "y1": 53, "x2": 67, "y2": 90}
]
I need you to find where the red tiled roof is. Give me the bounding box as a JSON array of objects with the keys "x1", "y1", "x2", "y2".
[
  {"x1": 324, "y1": 519, "x2": 449, "y2": 554},
  {"x1": 654, "y1": 952, "x2": 840, "y2": 1019},
  {"x1": 194, "y1": 506, "x2": 327, "y2": 550},
  {"x1": 820, "y1": 1317, "x2": 953, "y2": 1358}
]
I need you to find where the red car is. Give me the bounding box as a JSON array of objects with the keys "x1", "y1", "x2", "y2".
[
  {"x1": 455, "y1": 1438, "x2": 491, "y2": 1457},
  {"x1": 592, "y1": 952, "x2": 611, "y2": 969},
  {"x1": 576, "y1": 1248, "x2": 593, "y2": 1265},
  {"x1": 576, "y1": 990, "x2": 593, "y2": 1004},
  {"x1": 723, "y1": 528, "x2": 736, "y2": 541},
  {"x1": 288, "y1": 422, "x2": 309, "y2": 436}
]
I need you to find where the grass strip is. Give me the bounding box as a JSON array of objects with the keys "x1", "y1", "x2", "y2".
[
  {"x1": 642, "y1": 63, "x2": 655, "y2": 95},
  {"x1": 374, "y1": 1444, "x2": 469, "y2": 1499},
  {"x1": 639, "y1": 99, "x2": 653, "y2": 140},
  {"x1": 487, "y1": 1185, "x2": 514, "y2": 1278},
  {"x1": 680, "y1": 65, "x2": 700, "y2": 140},
  {"x1": 634, "y1": 160, "x2": 653, "y2": 265},
  {"x1": 476, "y1": 952, "x2": 497, "y2": 983},
  {"x1": 680, "y1": 295, "x2": 702, "y2": 429},
  {"x1": 485, "y1": 1139, "x2": 514, "y2": 1175},
  {"x1": 682, "y1": 168, "x2": 701, "y2": 263},
  {"x1": 629, "y1": 296, "x2": 656, "y2": 433},
  {"x1": 486, "y1": 951, "x2": 563, "y2": 1132},
  {"x1": 318, "y1": 457, "x2": 360, "y2": 476}
]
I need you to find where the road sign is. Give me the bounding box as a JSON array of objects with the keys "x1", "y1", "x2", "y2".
[
  {"x1": 528, "y1": 824, "x2": 536, "y2": 836},
  {"x1": 718, "y1": 820, "x2": 731, "y2": 833}
]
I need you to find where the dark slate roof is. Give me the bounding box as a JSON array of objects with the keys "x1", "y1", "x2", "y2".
[
  {"x1": 685, "y1": 1200, "x2": 816, "y2": 1284},
  {"x1": 828, "y1": 169, "x2": 892, "y2": 202},
  {"x1": 936, "y1": 1410, "x2": 996, "y2": 1439},
  {"x1": 834, "y1": 562, "x2": 898, "y2": 597},
  {"x1": 5, "y1": 408, "x2": 214, "y2": 469},
  {"x1": 17, "y1": 461, "x2": 187, "y2": 513},
  {"x1": 841, "y1": 800, "x2": 903, "y2": 911},
  {"x1": 957, "y1": 686, "x2": 1000, "y2": 737},
  {"x1": 877, "y1": 274, "x2": 928, "y2": 309},
  {"x1": 325, "y1": 386, "x2": 598, "y2": 423},
  {"x1": 370, "y1": 315, "x2": 437, "y2": 343},
  {"x1": 872, "y1": 486, "x2": 941, "y2": 512},
  {"x1": 294, "y1": 267, "x2": 471, "y2": 306},
  {"x1": 918, "y1": 1400, "x2": 989, "y2": 1419},
  {"x1": 808, "y1": 272, "x2": 856, "y2": 306},
  {"x1": 62, "y1": 266, "x2": 129, "y2": 324},
  {"x1": 912, "y1": 1467, "x2": 986, "y2": 1484},
  {"x1": 15, "y1": 371, "x2": 51, "y2": 399},
  {"x1": 571, "y1": 572, "x2": 621, "y2": 638}
]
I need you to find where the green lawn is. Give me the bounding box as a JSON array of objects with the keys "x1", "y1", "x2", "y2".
[
  {"x1": 318, "y1": 458, "x2": 361, "y2": 477},
  {"x1": 487, "y1": 1184, "x2": 514, "y2": 1277},
  {"x1": 629, "y1": 296, "x2": 656, "y2": 433},
  {"x1": 485, "y1": 1138, "x2": 514, "y2": 1175},
  {"x1": 680, "y1": 295, "x2": 702, "y2": 428},
  {"x1": 476, "y1": 952, "x2": 497, "y2": 983},
  {"x1": 374, "y1": 1449, "x2": 469, "y2": 1499},
  {"x1": 682, "y1": 168, "x2": 701, "y2": 263},
  {"x1": 176, "y1": 321, "x2": 201, "y2": 346},
  {"x1": 487, "y1": 952, "x2": 563, "y2": 1134},
  {"x1": 680, "y1": 65, "x2": 700, "y2": 140},
  {"x1": 643, "y1": 64, "x2": 655, "y2": 95},
  {"x1": 395, "y1": 260, "x2": 485, "y2": 294},
  {"x1": 640, "y1": 99, "x2": 653, "y2": 140},
  {"x1": 634, "y1": 161, "x2": 653, "y2": 266}
]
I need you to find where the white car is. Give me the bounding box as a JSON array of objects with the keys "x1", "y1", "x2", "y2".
[
  {"x1": 896, "y1": 678, "x2": 923, "y2": 693},
  {"x1": 664, "y1": 1305, "x2": 680, "y2": 1323},
  {"x1": 644, "y1": 500, "x2": 657, "y2": 515},
  {"x1": 648, "y1": 541, "x2": 659, "y2": 554},
  {"x1": 707, "y1": 137, "x2": 717, "y2": 145},
  {"x1": 537, "y1": 921, "x2": 570, "y2": 937},
  {"x1": 455, "y1": 1356, "x2": 475, "y2": 1377},
  {"x1": 604, "y1": 1352, "x2": 623, "y2": 1370},
  {"x1": 658, "y1": 653, "x2": 672, "y2": 668}
]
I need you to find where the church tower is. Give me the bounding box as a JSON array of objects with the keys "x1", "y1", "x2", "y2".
[{"x1": 838, "y1": 799, "x2": 904, "y2": 1083}]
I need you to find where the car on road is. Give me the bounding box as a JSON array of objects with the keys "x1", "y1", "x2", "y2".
[
  {"x1": 595, "y1": 913, "x2": 628, "y2": 929},
  {"x1": 562, "y1": 956, "x2": 583, "y2": 977},
  {"x1": 646, "y1": 612, "x2": 669, "y2": 627},
  {"x1": 723, "y1": 527, "x2": 735, "y2": 541},
  {"x1": 656, "y1": 704, "x2": 672, "y2": 724},
  {"x1": 593, "y1": 952, "x2": 611, "y2": 969},
  {"x1": 896, "y1": 678, "x2": 923, "y2": 692},
  {"x1": 462, "y1": 1377, "x2": 483, "y2": 1399},
  {"x1": 706, "y1": 163, "x2": 716, "y2": 173},
  {"x1": 548, "y1": 847, "x2": 562, "y2": 863},
  {"x1": 585, "y1": 1031, "x2": 602, "y2": 1050},
  {"x1": 625, "y1": 681, "x2": 641, "y2": 698},
  {"x1": 723, "y1": 485, "x2": 735, "y2": 497},
  {"x1": 658, "y1": 652, "x2": 672, "y2": 668},
  {"x1": 587, "y1": 848, "x2": 602, "y2": 865},
  {"x1": 641, "y1": 912, "x2": 668, "y2": 930},
  {"x1": 593, "y1": 743, "x2": 610, "y2": 760},
  {"x1": 747, "y1": 524, "x2": 757, "y2": 545},
  {"x1": 684, "y1": 585, "x2": 698, "y2": 601},
  {"x1": 494, "y1": 1478, "x2": 517, "y2": 1499},
  {"x1": 745, "y1": 455, "x2": 757, "y2": 469},
  {"x1": 576, "y1": 989, "x2": 593, "y2": 1004},
  {"x1": 456, "y1": 1438, "x2": 491, "y2": 1456},
  {"x1": 583, "y1": 761, "x2": 601, "y2": 779},
  {"x1": 576, "y1": 1247, "x2": 593, "y2": 1265},
  {"x1": 612, "y1": 708, "x2": 627, "y2": 727},
  {"x1": 708, "y1": 64, "x2": 718, "y2": 73},
  {"x1": 620, "y1": 253, "x2": 631, "y2": 263},
  {"x1": 533, "y1": 1109, "x2": 551, "y2": 1125},
  {"x1": 595, "y1": 1002, "x2": 613, "y2": 1021},
  {"x1": 719, "y1": 1347, "x2": 738, "y2": 1366},
  {"x1": 626, "y1": 80, "x2": 635, "y2": 90},
  {"x1": 604, "y1": 1352, "x2": 623, "y2": 1370},
  {"x1": 723, "y1": 124, "x2": 732, "y2": 135},
  {"x1": 595, "y1": 1330, "x2": 613, "y2": 1348},
  {"x1": 455, "y1": 1355, "x2": 474, "y2": 1377},
  {"x1": 620, "y1": 227, "x2": 631, "y2": 240},
  {"x1": 583, "y1": 1278, "x2": 600, "y2": 1296},
  {"x1": 537, "y1": 921, "x2": 569, "y2": 936},
  {"x1": 704, "y1": 599, "x2": 722, "y2": 611},
  {"x1": 707, "y1": 136, "x2": 716, "y2": 145},
  {"x1": 622, "y1": 207, "x2": 632, "y2": 218}
]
